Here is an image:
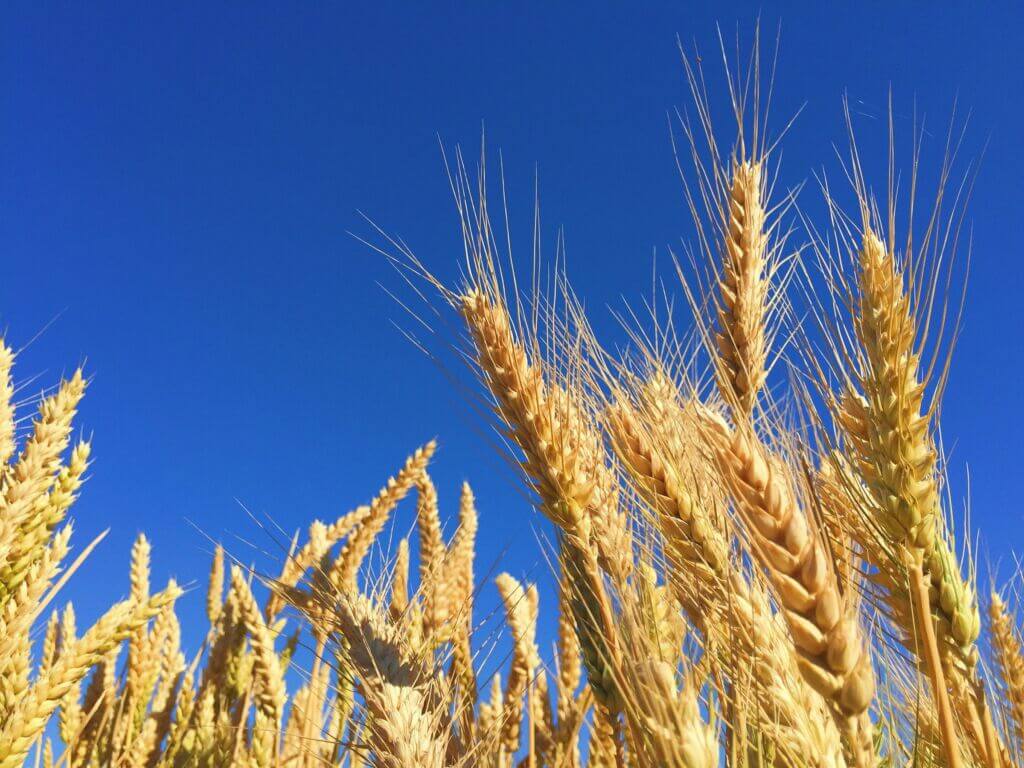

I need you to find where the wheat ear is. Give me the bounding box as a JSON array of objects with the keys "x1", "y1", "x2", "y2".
[
  {"x1": 840, "y1": 228, "x2": 975, "y2": 766},
  {"x1": 0, "y1": 370, "x2": 85, "y2": 533},
  {"x1": 460, "y1": 288, "x2": 625, "y2": 714},
  {"x1": 416, "y1": 472, "x2": 446, "y2": 640},
  {"x1": 716, "y1": 160, "x2": 770, "y2": 419},
  {"x1": 606, "y1": 394, "x2": 729, "y2": 629},
  {"x1": 206, "y1": 544, "x2": 225, "y2": 625},
  {"x1": 331, "y1": 441, "x2": 436, "y2": 590},
  {"x1": 332, "y1": 593, "x2": 448, "y2": 768},
  {"x1": 625, "y1": 662, "x2": 719, "y2": 768},
  {"x1": 0, "y1": 372, "x2": 87, "y2": 602},
  {"x1": 990, "y1": 592, "x2": 1024, "y2": 751},
  {"x1": 230, "y1": 568, "x2": 286, "y2": 731},
  {"x1": 613, "y1": 380, "x2": 840, "y2": 764},
  {"x1": 125, "y1": 533, "x2": 152, "y2": 706},
  {"x1": 702, "y1": 412, "x2": 876, "y2": 765},
  {"x1": 496, "y1": 574, "x2": 540, "y2": 756},
  {"x1": 447, "y1": 482, "x2": 479, "y2": 740},
  {"x1": 843, "y1": 230, "x2": 979, "y2": 667}
]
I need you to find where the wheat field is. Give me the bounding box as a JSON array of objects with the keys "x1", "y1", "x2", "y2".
[{"x1": 1, "y1": 37, "x2": 1021, "y2": 768}]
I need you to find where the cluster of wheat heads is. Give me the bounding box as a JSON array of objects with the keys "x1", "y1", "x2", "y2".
[
  {"x1": 380, "y1": 54, "x2": 1024, "y2": 768},
  {"x1": 5, "y1": 42, "x2": 1024, "y2": 768},
  {"x1": 0, "y1": 358, "x2": 643, "y2": 768}
]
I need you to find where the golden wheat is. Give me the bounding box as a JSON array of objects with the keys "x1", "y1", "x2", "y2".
[{"x1": 3, "y1": 32, "x2": 1023, "y2": 768}]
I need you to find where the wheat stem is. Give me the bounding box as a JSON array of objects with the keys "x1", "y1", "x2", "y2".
[{"x1": 910, "y1": 559, "x2": 963, "y2": 768}]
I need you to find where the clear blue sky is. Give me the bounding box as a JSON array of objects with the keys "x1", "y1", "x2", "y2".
[{"x1": 3, "y1": 3, "x2": 1022, "y2": 653}]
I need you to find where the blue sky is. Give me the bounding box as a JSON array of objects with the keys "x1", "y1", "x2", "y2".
[{"x1": 3, "y1": 3, "x2": 1022, "y2": 655}]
